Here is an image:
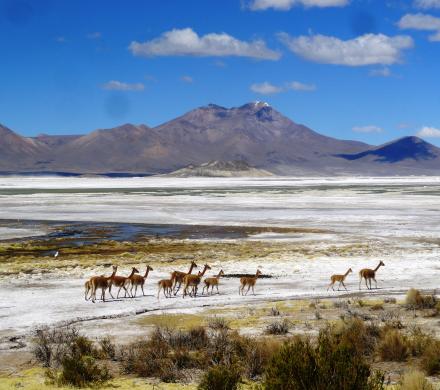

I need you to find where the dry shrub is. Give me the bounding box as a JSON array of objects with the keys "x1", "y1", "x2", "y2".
[
  {"x1": 406, "y1": 289, "x2": 437, "y2": 310},
  {"x1": 370, "y1": 303, "x2": 384, "y2": 311},
  {"x1": 208, "y1": 317, "x2": 231, "y2": 331},
  {"x1": 333, "y1": 318, "x2": 380, "y2": 356},
  {"x1": 265, "y1": 319, "x2": 290, "y2": 335},
  {"x1": 99, "y1": 336, "x2": 116, "y2": 360},
  {"x1": 263, "y1": 324, "x2": 384, "y2": 390},
  {"x1": 378, "y1": 329, "x2": 409, "y2": 362},
  {"x1": 420, "y1": 340, "x2": 440, "y2": 375},
  {"x1": 407, "y1": 327, "x2": 434, "y2": 357},
  {"x1": 121, "y1": 328, "x2": 178, "y2": 382},
  {"x1": 398, "y1": 370, "x2": 434, "y2": 390},
  {"x1": 33, "y1": 326, "x2": 81, "y2": 368},
  {"x1": 198, "y1": 364, "x2": 242, "y2": 390}
]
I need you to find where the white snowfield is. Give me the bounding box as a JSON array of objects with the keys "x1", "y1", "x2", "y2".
[{"x1": 0, "y1": 176, "x2": 439, "y2": 337}]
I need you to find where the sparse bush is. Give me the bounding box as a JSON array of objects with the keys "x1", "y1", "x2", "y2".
[
  {"x1": 263, "y1": 324, "x2": 384, "y2": 390},
  {"x1": 121, "y1": 329, "x2": 178, "y2": 382},
  {"x1": 198, "y1": 364, "x2": 242, "y2": 390},
  {"x1": 265, "y1": 320, "x2": 290, "y2": 335},
  {"x1": 420, "y1": 340, "x2": 440, "y2": 375},
  {"x1": 406, "y1": 289, "x2": 437, "y2": 310},
  {"x1": 208, "y1": 317, "x2": 231, "y2": 331},
  {"x1": 270, "y1": 307, "x2": 281, "y2": 316},
  {"x1": 407, "y1": 327, "x2": 434, "y2": 357},
  {"x1": 99, "y1": 336, "x2": 116, "y2": 360},
  {"x1": 34, "y1": 328, "x2": 111, "y2": 388},
  {"x1": 378, "y1": 329, "x2": 409, "y2": 361},
  {"x1": 51, "y1": 353, "x2": 111, "y2": 388},
  {"x1": 398, "y1": 370, "x2": 434, "y2": 390},
  {"x1": 33, "y1": 326, "x2": 80, "y2": 368},
  {"x1": 370, "y1": 303, "x2": 384, "y2": 311},
  {"x1": 333, "y1": 318, "x2": 380, "y2": 356}
]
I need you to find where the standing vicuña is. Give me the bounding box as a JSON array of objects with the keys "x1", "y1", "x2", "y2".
[
  {"x1": 171, "y1": 261, "x2": 198, "y2": 295},
  {"x1": 202, "y1": 269, "x2": 225, "y2": 295},
  {"x1": 157, "y1": 278, "x2": 173, "y2": 298},
  {"x1": 182, "y1": 264, "x2": 211, "y2": 298},
  {"x1": 129, "y1": 265, "x2": 153, "y2": 297},
  {"x1": 327, "y1": 268, "x2": 352, "y2": 291},
  {"x1": 359, "y1": 261, "x2": 385, "y2": 290},
  {"x1": 89, "y1": 266, "x2": 117, "y2": 303},
  {"x1": 239, "y1": 269, "x2": 262, "y2": 296},
  {"x1": 108, "y1": 267, "x2": 139, "y2": 298}
]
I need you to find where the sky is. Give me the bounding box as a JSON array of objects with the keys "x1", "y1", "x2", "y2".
[{"x1": 0, "y1": 0, "x2": 440, "y2": 146}]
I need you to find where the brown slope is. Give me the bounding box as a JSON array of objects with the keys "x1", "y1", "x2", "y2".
[
  {"x1": 51, "y1": 123, "x2": 164, "y2": 173},
  {"x1": 150, "y1": 102, "x2": 370, "y2": 173},
  {"x1": 0, "y1": 124, "x2": 48, "y2": 171}
]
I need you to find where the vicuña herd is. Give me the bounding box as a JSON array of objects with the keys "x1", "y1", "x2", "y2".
[{"x1": 85, "y1": 261, "x2": 386, "y2": 302}]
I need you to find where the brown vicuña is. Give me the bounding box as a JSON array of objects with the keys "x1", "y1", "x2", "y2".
[
  {"x1": 128, "y1": 265, "x2": 153, "y2": 297},
  {"x1": 182, "y1": 264, "x2": 211, "y2": 298},
  {"x1": 202, "y1": 269, "x2": 225, "y2": 295},
  {"x1": 327, "y1": 268, "x2": 352, "y2": 291},
  {"x1": 239, "y1": 269, "x2": 262, "y2": 296},
  {"x1": 89, "y1": 266, "x2": 117, "y2": 303},
  {"x1": 359, "y1": 261, "x2": 385, "y2": 290},
  {"x1": 157, "y1": 278, "x2": 173, "y2": 298},
  {"x1": 108, "y1": 266, "x2": 139, "y2": 298},
  {"x1": 171, "y1": 260, "x2": 198, "y2": 295}
]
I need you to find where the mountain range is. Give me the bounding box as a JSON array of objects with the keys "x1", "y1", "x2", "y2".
[{"x1": 1, "y1": 101, "x2": 440, "y2": 176}]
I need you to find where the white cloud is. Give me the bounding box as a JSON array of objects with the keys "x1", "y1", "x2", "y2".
[
  {"x1": 181, "y1": 75, "x2": 194, "y2": 83},
  {"x1": 279, "y1": 33, "x2": 414, "y2": 66},
  {"x1": 369, "y1": 67, "x2": 392, "y2": 77},
  {"x1": 414, "y1": 0, "x2": 440, "y2": 9},
  {"x1": 87, "y1": 32, "x2": 102, "y2": 39},
  {"x1": 398, "y1": 13, "x2": 440, "y2": 41},
  {"x1": 249, "y1": 0, "x2": 348, "y2": 10},
  {"x1": 55, "y1": 36, "x2": 66, "y2": 43},
  {"x1": 416, "y1": 126, "x2": 440, "y2": 138},
  {"x1": 352, "y1": 125, "x2": 383, "y2": 133},
  {"x1": 101, "y1": 80, "x2": 145, "y2": 91},
  {"x1": 286, "y1": 81, "x2": 317, "y2": 91},
  {"x1": 250, "y1": 80, "x2": 316, "y2": 94},
  {"x1": 250, "y1": 82, "x2": 283, "y2": 95},
  {"x1": 129, "y1": 28, "x2": 280, "y2": 60}
]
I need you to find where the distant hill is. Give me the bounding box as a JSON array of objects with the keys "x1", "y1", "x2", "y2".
[
  {"x1": 1, "y1": 103, "x2": 440, "y2": 175},
  {"x1": 166, "y1": 160, "x2": 274, "y2": 177}
]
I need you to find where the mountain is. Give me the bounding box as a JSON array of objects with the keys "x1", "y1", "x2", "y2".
[
  {"x1": 1, "y1": 103, "x2": 440, "y2": 175},
  {"x1": 0, "y1": 124, "x2": 48, "y2": 171},
  {"x1": 336, "y1": 136, "x2": 440, "y2": 175},
  {"x1": 166, "y1": 160, "x2": 274, "y2": 177}
]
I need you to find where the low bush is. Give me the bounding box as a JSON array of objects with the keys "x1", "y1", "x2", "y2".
[
  {"x1": 398, "y1": 370, "x2": 434, "y2": 390},
  {"x1": 420, "y1": 340, "x2": 440, "y2": 375},
  {"x1": 99, "y1": 336, "x2": 116, "y2": 360},
  {"x1": 407, "y1": 327, "x2": 434, "y2": 357},
  {"x1": 121, "y1": 329, "x2": 178, "y2": 382},
  {"x1": 265, "y1": 319, "x2": 290, "y2": 335},
  {"x1": 378, "y1": 329, "x2": 409, "y2": 362},
  {"x1": 198, "y1": 364, "x2": 242, "y2": 390},
  {"x1": 208, "y1": 317, "x2": 231, "y2": 331},
  {"x1": 263, "y1": 322, "x2": 384, "y2": 390},
  {"x1": 406, "y1": 289, "x2": 437, "y2": 310},
  {"x1": 33, "y1": 326, "x2": 81, "y2": 368},
  {"x1": 33, "y1": 327, "x2": 111, "y2": 388}
]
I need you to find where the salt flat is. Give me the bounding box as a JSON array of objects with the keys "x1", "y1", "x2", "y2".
[{"x1": 0, "y1": 176, "x2": 439, "y2": 340}]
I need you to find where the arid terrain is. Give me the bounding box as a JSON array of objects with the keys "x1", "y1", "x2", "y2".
[{"x1": 0, "y1": 176, "x2": 439, "y2": 389}]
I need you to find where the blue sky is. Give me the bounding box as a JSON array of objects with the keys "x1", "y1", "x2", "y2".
[{"x1": 0, "y1": 0, "x2": 440, "y2": 146}]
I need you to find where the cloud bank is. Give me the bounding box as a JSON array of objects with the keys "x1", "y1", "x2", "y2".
[
  {"x1": 129, "y1": 28, "x2": 280, "y2": 60},
  {"x1": 101, "y1": 80, "x2": 145, "y2": 91},
  {"x1": 249, "y1": 0, "x2": 348, "y2": 10},
  {"x1": 279, "y1": 33, "x2": 414, "y2": 66}
]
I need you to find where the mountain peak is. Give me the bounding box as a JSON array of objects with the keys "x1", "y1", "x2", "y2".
[{"x1": 337, "y1": 135, "x2": 440, "y2": 163}]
